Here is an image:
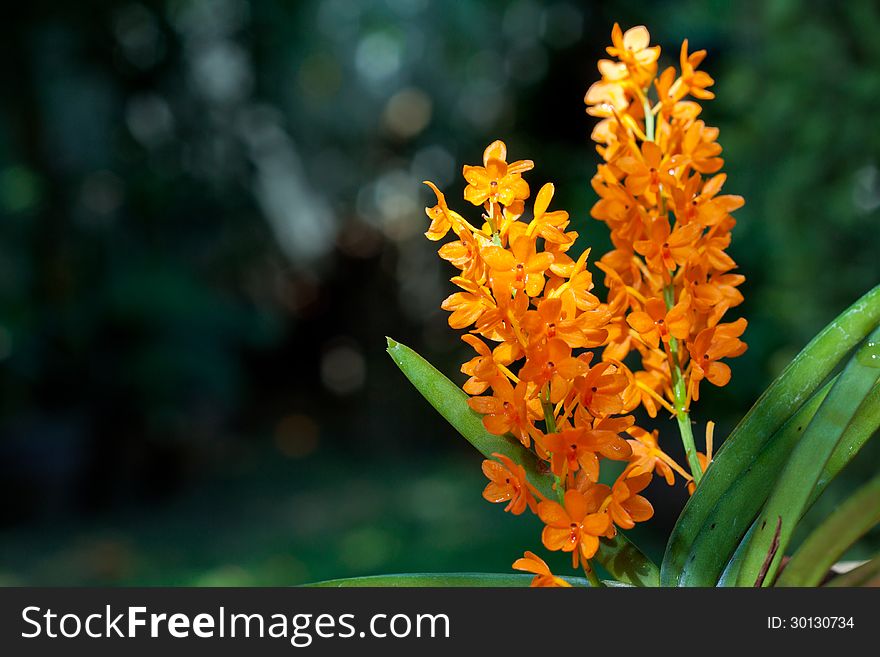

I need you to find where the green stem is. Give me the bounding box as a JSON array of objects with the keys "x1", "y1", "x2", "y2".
[
  {"x1": 541, "y1": 387, "x2": 564, "y2": 502},
  {"x1": 643, "y1": 95, "x2": 655, "y2": 142},
  {"x1": 541, "y1": 387, "x2": 557, "y2": 434},
  {"x1": 582, "y1": 560, "x2": 605, "y2": 588},
  {"x1": 663, "y1": 285, "x2": 703, "y2": 486},
  {"x1": 645, "y1": 92, "x2": 699, "y2": 482},
  {"x1": 485, "y1": 201, "x2": 501, "y2": 245}
]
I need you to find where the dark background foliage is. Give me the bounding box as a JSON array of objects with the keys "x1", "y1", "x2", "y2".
[{"x1": 0, "y1": 0, "x2": 877, "y2": 584}]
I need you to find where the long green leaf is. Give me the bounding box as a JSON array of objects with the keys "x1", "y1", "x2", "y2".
[
  {"x1": 736, "y1": 326, "x2": 880, "y2": 586},
  {"x1": 776, "y1": 474, "x2": 880, "y2": 587},
  {"x1": 674, "y1": 378, "x2": 834, "y2": 586},
  {"x1": 387, "y1": 337, "x2": 553, "y2": 498},
  {"x1": 816, "y1": 379, "x2": 880, "y2": 493},
  {"x1": 716, "y1": 381, "x2": 880, "y2": 585},
  {"x1": 387, "y1": 337, "x2": 660, "y2": 587},
  {"x1": 824, "y1": 553, "x2": 880, "y2": 587},
  {"x1": 716, "y1": 522, "x2": 754, "y2": 586},
  {"x1": 662, "y1": 284, "x2": 880, "y2": 585},
  {"x1": 717, "y1": 384, "x2": 880, "y2": 586},
  {"x1": 305, "y1": 573, "x2": 623, "y2": 587}
]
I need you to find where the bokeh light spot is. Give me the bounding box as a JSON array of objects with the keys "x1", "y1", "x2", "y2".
[
  {"x1": 320, "y1": 343, "x2": 367, "y2": 395},
  {"x1": 274, "y1": 414, "x2": 320, "y2": 459},
  {"x1": 338, "y1": 527, "x2": 396, "y2": 571},
  {"x1": 383, "y1": 87, "x2": 432, "y2": 139},
  {"x1": 0, "y1": 165, "x2": 42, "y2": 214},
  {"x1": 355, "y1": 31, "x2": 402, "y2": 84}
]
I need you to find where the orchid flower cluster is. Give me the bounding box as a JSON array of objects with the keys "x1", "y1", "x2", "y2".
[{"x1": 422, "y1": 24, "x2": 746, "y2": 586}]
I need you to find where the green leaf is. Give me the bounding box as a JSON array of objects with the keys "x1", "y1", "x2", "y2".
[
  {"x1": 824, "y1": 553, "x2": 880, "y2": 587},
  {"x1": 673, "y1": 377, "x2": 834, "y2": 586},
  {"x1": 815, "y1": 380, "x2": 880, "y2": 494},
  {"x1": 386, "y1": 337, "x2": 553, "y2": 498},
  {"x1": 776, "y1": 473, "x2": 880, "y2": 587},
  {"x1": 386, "y1": 337, "x2": 660, "y2": 587},
  {"x1": 736, "y1": 326, "x2": 880, "y2": 586},
  {"x1": 662, "y1": 283, "x2": 880, "y2": 585},
  {"x1": 716, "y1": 522, "x2": 754, "y2": 587},
  {"x1": 717, "y1": 383, "x2": 880, "y2": 586},
  {"x1": 305, "y1": 572, "x2": 625, "y2": 587}
]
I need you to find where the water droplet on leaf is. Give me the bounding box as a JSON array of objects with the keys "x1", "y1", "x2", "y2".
[{"x1": 856, "y1": 340, "x2": 880, "y2": 368}]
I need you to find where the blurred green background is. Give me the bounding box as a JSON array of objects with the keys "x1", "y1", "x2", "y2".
[{"x1": 1, "y1": 0, "x2": 878, "y2": 585}]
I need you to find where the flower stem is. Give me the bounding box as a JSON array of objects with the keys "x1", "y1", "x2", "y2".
[
  {"x1": 583, "y1": 560, "x2": 605, "y2": 588},
  {"x1": 541, "y1": 387, "x2": 557, "y2": 434},
  {"x1": 541, "y1": 387, "x2": 565, "y2": 502},
  {"x1": 643, "y1": 96, "x2": 655, "y2": 142},
  {"x1": 663, "y1": 285, "x2": 703, "y2": 486}
]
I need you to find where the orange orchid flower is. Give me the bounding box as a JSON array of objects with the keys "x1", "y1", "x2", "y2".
[
  {"x1": 482, "y1": 236, "x2": 554, "y2": 298},
  {"x1": 459, "y1": 334, "x2": 502, "y2": 395},
  {"x1": 680, "y1": 120, "x2": 723, "y2": 174},
  {"x1": 526, "y1": 183, "x2": 574, "y2": 245},
  {"x1": 634, "y1": 216, "x2": 703, "y2": 275},
  {"x1": 519, "y1": 298, "x2": 582, "y2": 348},
  {"x1": 616, "y1": 140, "x2": 683, "y2": 198},
  {"x1": 671, "y1": 172, "x2": 744, "y2": 227},
  {"x1": 584, "y1": 80, "x2": 630, "y2": 119},
  {"x1": 538, "y1": 488, "x2": 612, "y2": 568},
  {"x1": 626, "y1": 427, "x2": 688, "y2": 485},
  {"x1": 481, "y1": 453, "x2": 539, "y2": 515},
  {"x1": 608, "y1": 472, "x2": 654, "y2": 530},
  {"x1": 438, "y1": 224, "x2": 487, "y2": 281},
  {"x1": 462, "y1": 140, "x2": 533, "y2": 211},
  {"x1": 543, "y1": 428, "x2": 600, "y2": 482},
  {"x1": 631, "y1": 365, "x2": 673, "y2": 418},
  {"x1": 544, "y1": 426, "x2": 632, "y2": 484},
  {"x1": 512, "y1": 551, "x2": 571, "y2": 587},
  {"x1": 605, "y1": 23, "x2": 660, "y2": 86},
  {"x1": 626, "y1": 296, "x2": 690, "y2": 348},
  {"x1": 572, "y1": 358, "x2": 629, "y2": 418},
  {"x1": 467, "y1": 376, "x2": 536, "y2": 447},
  {"x1": 518, "y1": 338, "x2": 587, "y2": 402},
  {"x1": 440, "y1": 280, "x2": 491, "y2": 330},
  {"x1": 684, "y1": 266, "x2": 745, "y2": 328},
  {"x1": 694, "y1": 230, "x2": 738, "y2": 272},
  {"x1": 678, "y1": 39, "x2": 715, "y2": 100},
  {"x1": 687, "y1": 318, "x2": 747, "y2": 401}
]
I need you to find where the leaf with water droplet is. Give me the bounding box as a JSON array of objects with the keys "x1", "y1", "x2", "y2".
[{"x1": 857, "y1": 340, "x2": 880, "y2": 368}]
